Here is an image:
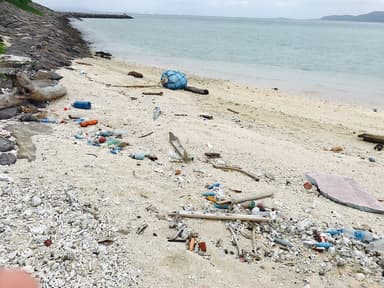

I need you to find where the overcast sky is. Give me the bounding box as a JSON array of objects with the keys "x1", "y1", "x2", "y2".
[{"x1": 35, "y1": 0, "x2": 384, "y2": 18}]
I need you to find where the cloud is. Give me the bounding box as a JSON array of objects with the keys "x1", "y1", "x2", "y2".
[{"x1": 34, "y1": 0, "x2": 384, "y2": 18}]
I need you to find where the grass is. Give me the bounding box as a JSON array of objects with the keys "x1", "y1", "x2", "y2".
[
  {"x1": 0, "y1": 42, "x2": 6, "y2": 54},
  {"x1": 4, "y1": 0, "x2": 43, "y2": 16}
]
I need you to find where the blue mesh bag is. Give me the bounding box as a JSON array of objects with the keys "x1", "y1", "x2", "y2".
[{"x1": 161, "y1": 70, "x2": 188, "y2": 90}]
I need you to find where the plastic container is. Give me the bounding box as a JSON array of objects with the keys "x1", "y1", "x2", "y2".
[
  {"x1": 129, "y1": 153, "x2": 145, "y2": 160},
  {"x1": 80, "y1": 120, "x2": 98, "y2": 127},
  {"x1": 367, "y1": 239, "x2": 384, "y2": 251},
  {"x1": 208, "y1": 182, "x2": 220, "y2": 190},
  {"x1": 72, "y1": 101, "x2": 91, "y2": 110},
  {"x1": 340, "y1": 227, "x2": 376, "y2": 242}
]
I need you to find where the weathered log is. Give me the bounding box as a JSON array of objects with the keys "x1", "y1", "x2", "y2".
[
  {"x1": 0, "y1": 89, "x2": 26, "y2": 109},
  {"x1": 128, "y1": 71, "x2": 143, "y2": 78},
  {"x1": 16, "y1": 72, "x2": 67, "y2": 102},
  {"x1": 168, "y1": 211, "x2": 270, "y2": 222},
  {"x1": 358, "y1": 133, "x2": 384, "y2": 145},
  {"x1": 184, "y1": 86, "x2": 209, "y2": 95}
]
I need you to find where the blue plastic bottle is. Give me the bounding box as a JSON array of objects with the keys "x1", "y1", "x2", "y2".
[{"x1": 72, "y1": 101, "x2": 92, "y2": 110}]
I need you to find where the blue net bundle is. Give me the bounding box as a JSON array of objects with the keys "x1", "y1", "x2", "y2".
[{"x1": 161, "y1": 70, "x2": 188, "y2": 90}]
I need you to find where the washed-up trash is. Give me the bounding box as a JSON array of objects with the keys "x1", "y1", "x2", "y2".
[
  {"x1": 368, "y1": 157, "x2": 376, "y2": 163},
  {"x1": 128, "y1": 71, "x2": 143, "y2": 78},
  {"x1": 274, "y1": 238, "x2": 293, "y2": 248},
  {"x1": 216, "y1": 192, "x2": 273, "y2": 206},
  {"x1": 169, "y1": 132, "x2": 192, "y2": 162},
  {"x1": 199, "y1": 114, "x2": 213, "y2": 120},
  {"x1": 211, "y1": 162, "x2": 260, "y2": 182},
  {"x1": 136, "y1": 223, "x2": 148, "y2": 235},
  {"x1": 142, "y1": 92, "x2": 163, "y2": 96},
  {"x1": 168, "y1": 211, "x2": 270, "y2": 222},
  {"x1": 161, "y1": 70, "x2": 187, "y2": 90},
  {"x1": 153, "y1": 106, "x2": 161, "y2": 121},
  {"x1": 303, "y1": 182, "x2": 313, "y2": 190},
  {"x1": 80, "y1": 120, "x2": 98, "y2": 127},
  {"x1": 306, "y1": 173, "x2": 384, "y2": 214},
  {"x1": 40, "y1": 118, "x2": 58, "y2": 124},
  {"x1": 374, "y1": 144, "x2": 383, "y2": 151},
  {"x1": 129, "y1": 153, "x2": 145, "y2": 160},
  {"x1": 330, "y1": 146, "x2": 344, "y2": 152},
  {"x1": 72, "y1": 101, "x2": 92, "y2": 110},
  {"x1": 326, "y1": 227, "x2": 377, "y2": 242},
  {"x1": 367, "y1": 239, "x2": 384, "y2": 251},
  {"x1": 205, "y1": 152, "x2": 221, "y2": 159}
]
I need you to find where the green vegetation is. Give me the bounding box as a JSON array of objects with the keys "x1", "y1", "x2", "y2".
[
  {"x1": 0, "y1": 42, "x2": 6, "y2": 54},
  {"x1": 4, "y1": 0, "x2": 43, "y2": 16}
]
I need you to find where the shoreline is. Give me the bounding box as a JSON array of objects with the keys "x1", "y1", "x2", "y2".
[{"x1": 71, "y1": 16, "x2": 384, "y2": 108}]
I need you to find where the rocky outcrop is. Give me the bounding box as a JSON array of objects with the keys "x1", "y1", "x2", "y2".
[{"x1": 0, "y1": 1, "x2": 90, "y2": 70}]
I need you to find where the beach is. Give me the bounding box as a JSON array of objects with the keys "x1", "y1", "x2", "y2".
[{"x1": 2, "y1": 56, "x2": 384, "y2": 287}]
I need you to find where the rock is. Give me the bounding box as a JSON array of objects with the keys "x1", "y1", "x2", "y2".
[
  {"x1": 355, "y1": 273, "x2": 365, "y2": 281},
  {"x1": 0, "y1": 153, "x2": 17, "y2": 165},
  {"x1": 0, "y1": 137, "x2": 15, "y2": 152},
  {"x1": 0, "y1": 107, "x2": 18, "y2": 120},
  {"x1": 19, "y1": 113, "x2": 39, "y2": 122},
  {"x1": 31, "y1": 196, "x2": 42, "y2": 207},
  {"x1": 33, "y1": 70, "x2": 63, "y2": 81}
]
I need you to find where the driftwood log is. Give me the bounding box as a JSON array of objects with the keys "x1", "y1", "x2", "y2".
[
  {"x1": 16, "y1": 72, "x2": 67, "y2": 102},
  {"x1": 358, "y1": 133, "x2": 384, "y2": 145},
  {"x1": 0, "y1": 72, "x2": 67, "y2": 109},
  {"x1": 184, "y1": 86, "x2": 209, "y2": 95}
]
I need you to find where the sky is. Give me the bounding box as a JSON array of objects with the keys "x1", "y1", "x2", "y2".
[{"x1": 35, "y1": 0, "x2": 384, "y2": 18}]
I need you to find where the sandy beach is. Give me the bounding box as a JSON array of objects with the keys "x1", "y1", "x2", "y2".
[{"x1": 2, "y1": 56, "x2": 384, "y2": 287}]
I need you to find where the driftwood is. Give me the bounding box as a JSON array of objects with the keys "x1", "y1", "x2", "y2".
[
  {"x1": 211, "y1": 162, "x2": 260, "y2": 182},
  {"x1": 169, "y1": 132, "x2": 192, "y2": 162},
  {"x1": 358, "y1": 133, "x2": 384, "y2": 144},
  {"x1": 0, "y1": 89, "x2": 26, "y2": 108},
  {"x1": 142, "y1": 92, "x2": 163, "y2": 96},
  {"x1": 216, "y1": 192, "x2": 274, "y2": 206},
  {"x1": 128, "y1": 71, "x2": 143, "y2": 78},
  {"x1": 184, "y1": 86, "x2": 209, "y2": 95},
  {"x1": 227, "y1": 108, "x2": 240, "y2": 114},
  {"x1": 16, "y1": 72, "x2": 67, "y2": 102},
  {"x1": 112, "y1": 84, "x2": 159, "y2": 88},
  {"x1": 228, "y1": 225, "x2": 242, "y2": 257},
  {"x1": 168, "y1": 211, "x2": 270, "y2": 222}
]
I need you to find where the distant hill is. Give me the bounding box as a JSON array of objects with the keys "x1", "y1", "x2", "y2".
[{"x1": 321, "y1": 11, "x2": 384, "y2": 23}]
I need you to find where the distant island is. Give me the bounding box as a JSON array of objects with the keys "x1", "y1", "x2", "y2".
[{"x1": 321, "y1": 11, "x2": 384, "y2": 23}]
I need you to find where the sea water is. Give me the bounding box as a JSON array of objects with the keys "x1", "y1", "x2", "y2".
[{"x1": 72, "y1": 15, "x2": 384, "y2": 105}]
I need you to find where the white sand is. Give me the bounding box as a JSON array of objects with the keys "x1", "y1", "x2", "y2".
[{"x1": 4, "y1": 57, "x2": 384, "y2": 287}]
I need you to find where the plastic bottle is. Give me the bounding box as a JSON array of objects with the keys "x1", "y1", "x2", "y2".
[
  {"x1": 342, "y1": 227, "x2": 376, "y2": 242},
  {"x1": 39, "y1": 118, "x2": 57, "y2": 124},
  {"x1": 72, "y1": 101, "x2": 91, "y2": 110},
  {"x1": 129, "y1": 153, "x2": 145, "y2": 160},
  {"x1": 367, "y1": 239, "x2": 384, "y2": 251}
]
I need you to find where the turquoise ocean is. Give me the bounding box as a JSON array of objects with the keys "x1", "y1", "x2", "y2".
[{"x1": 72, "y1": 15, "x2": 384, "y2": 105}]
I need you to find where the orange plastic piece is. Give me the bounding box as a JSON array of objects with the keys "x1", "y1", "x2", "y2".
[
  {"x1": 198, "y1": 242, "x2": 207, "y2": 252},
  {"x1": 206, "y1": 196, "x2": 217, "y2": 203},
  {"x1": 189, "y1": 237, "x2": 196, "y2": 251},
  {"x1": 80, "y1": 120, "x2": 98, "y2": 127},
  {"x1": 304, "y1": 182, "x2": 313, "y2": 190}
]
